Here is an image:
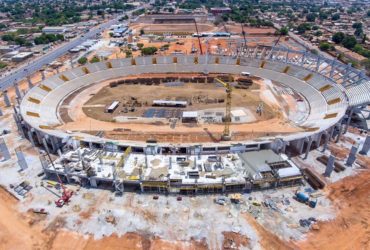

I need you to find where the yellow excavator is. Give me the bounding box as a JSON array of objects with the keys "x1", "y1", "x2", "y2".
[{"x1": 215, "y1": 77, "x2": 233, "y2": 141}]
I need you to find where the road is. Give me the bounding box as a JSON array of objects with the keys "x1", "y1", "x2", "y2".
[{"x1": 0, "y1": 7, "x2": 143, "y2": 92}]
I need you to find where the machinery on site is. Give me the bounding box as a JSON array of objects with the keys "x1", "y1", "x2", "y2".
[
  {"x1": 215, "y1": 77, "x2": 233, "y2": 141},
  {"x1": 43, "y1": 150, "x2": 73, "y2": 207},
  {"x1": 294, "y1": 191, "x2": 317, "y2": 208},
  {"x1": 193, "y1": 19, "x2": 203, "y2": 55}
]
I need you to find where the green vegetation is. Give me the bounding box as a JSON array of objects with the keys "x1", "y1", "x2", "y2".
[
  {"x1": 77, "y1": 57, "x2": 87, "y2": 65},
  {"x1": 125, "y1": 50, "x2": 132, "y2": 58},
  {"x1": 89, "y1": 56, "x2": 100, "y2": 63},
  {"x1": 332, "y1": 32, "x2": 345, "y2": 44},
  {"x1": 342, "y1": 35, "x2": 357, "y2": 49},
  {"x1": 319, "y1": 42, "x2": 332, "y2": 51},
  {"x1": 137, "y1": 43, "x2": 144, "y2": 49},
  {"x1": 34, "y1": 34, "x2": 64, "y2": 45},
  {"x1": 141, "y1": 47, "x2": 158, "y2": 56},
  {"x1": 297, "y1": 23, "x2": 311, "y2": 34},
  {"x1": 0, "y1": 61, "x2": 7, "y2": 69}
]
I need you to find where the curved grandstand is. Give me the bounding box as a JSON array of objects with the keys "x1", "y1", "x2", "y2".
[{"x1": 17, "y1": 46, "x2": 370, "y2": 156}]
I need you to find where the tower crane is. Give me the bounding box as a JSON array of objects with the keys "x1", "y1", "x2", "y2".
[{"x1": 215, "y1": 77, "x2": 233, "y2": 141}]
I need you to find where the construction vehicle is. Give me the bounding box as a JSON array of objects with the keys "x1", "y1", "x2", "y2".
[
  {"x1": 215, "y1": 77, "x2": 233, "y2": 141},
  {"x1": 43, "y1": 150, "x2": 73, "y2": 207},
  {"x1": 294, "y1": 191, "x2": 317, "y2": 208}
]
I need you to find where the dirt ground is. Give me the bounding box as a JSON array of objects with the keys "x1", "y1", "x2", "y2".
[
  {"x1": 82, "y1": 76, "x2": 266, "y2": 121},
  {"x1": 298, "y1": 168, "x2": 370, "y2": 250},
  {"x1": 0, "y1": 186, "x2": 210, "y2": 250},
  {"x1": 56, "y1": 74, "x2": 301, "y2": 142}
]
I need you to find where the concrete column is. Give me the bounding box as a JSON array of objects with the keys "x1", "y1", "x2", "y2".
[
  {"x1": 89, "y1": 177, "x2": 97, "y2": 188},
  {"x1": 14, "y1": 83, "x2": 22, "y2": 99},
  {"x1": 329, "y1": 126, "x2": 335, "y2": 141},
  {"x1": 359, "y1": 136, "x2": 370, "y2": 155},
  {"x1": 34, "y1": 129, "x2": 43, "y2": 145},
  {"x1": 343, "y1": 109, "x2": 353, "y2": 134},
  {"x1": 298, "y1": 138, "x2": 307, "y2": 155},
  {"x1": 27, "y1": 76, "x2": 33, "y2": 89},
  {"x1": 27, "y1": 130, "x2": 36, "y2": 147},
  {"x1": 321, "y1": 133, "x2": 330, "y2": 152},
  {"x1": 50, "y1": 136, "x2": 58, "y2": 153},
  {"x1": 335, "y1": 124, "x2": 343, "y2": 143},
  {"x1": 345, "y1": 146, "x2": 357, "y2": 167},
  {"x1": 2, "y1": 91, "x2": 11, "y2": 107},
  {"x1": 324, "y1": 155, "x2": 335, "y2": 177},
  {"x1": 0, "y1": 138, "x2": 11, "y2": 161},
  {"x1": 15, "y1": 148, "x2": 28, "y2": 171},
  {"x1": 304, "y1": 138, "x2": 313, "y2": 159},
  {"x1": 13, "y1": 115, "x2": 24, "y2": 137},
  {"x1": 42, "y1": 137, "x2": 50, "y2": 154}
]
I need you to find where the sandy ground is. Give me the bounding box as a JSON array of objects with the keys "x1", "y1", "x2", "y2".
[
  {"x1": 56, "y1": 75, "x2": 301, "y2": 142},
  {"x1": 298, "y1": 168, "x2": 370, "y2": 250}
]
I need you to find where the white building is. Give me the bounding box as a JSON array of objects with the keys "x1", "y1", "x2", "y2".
[{"x1": 42, "y1": 26, "x2": 66, "y2": 34}]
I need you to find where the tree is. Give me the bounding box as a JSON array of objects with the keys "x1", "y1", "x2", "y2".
[
  {"x1": 314, "y1": 30, "x2": 323, "y2": 36},
  {"x1": 342, "y1": 35, "x2": 357, "y2": 49},
  {"x1": 306, "y1": 13, "x2": 316, "y2": 22},
  {"x1": 332, "y1": 32, "x2": 345, "y2": 44},
  {"x1": 354, "y1": 28, "x2": 363, "y2": 37},
  {"x1": 319, "y1": 42, "x2": 331, "y2": 51},
  {"x1": 352, "y1": 22, "x2": 362, "y2": 29},
  {"x1": 89, "y1": 56, "x2": 100, "y2": 63},
  {"x1": 137, "y1": 43, "x2": 144, "y2": 49},
  {"x1": 331, "y1": 13, "x2": 340, "y2": 21},
  {"x1": 141, "y1": 47, "x2": 157, "y2": 56},
  {"x1": 0, "y1": 61, "x2": 7, "y2": 69},
  {"x1": 78, "y1": 57, "x2": 87, "y2": 65},
  {"x1": 297, "y1": 23, "x2": 311, "y2": 34},
  {"x1": 125, "y1": 50, "x2": 132, "y2": 58},
  {"x1": 279, "y1": 26, "x2": 289, "y2": 36}
]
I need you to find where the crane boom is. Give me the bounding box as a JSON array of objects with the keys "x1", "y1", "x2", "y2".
[
  {"x1": 215, "y1": 77, "x2": 232, "y2": 141},
  {"x1": 193, "y1": 19, "x2": 203, "y2": 55}
]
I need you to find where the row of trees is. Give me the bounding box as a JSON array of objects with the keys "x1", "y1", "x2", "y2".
[{"x1": 2, "y1": 32, "x2": 64, "y2": 46}]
